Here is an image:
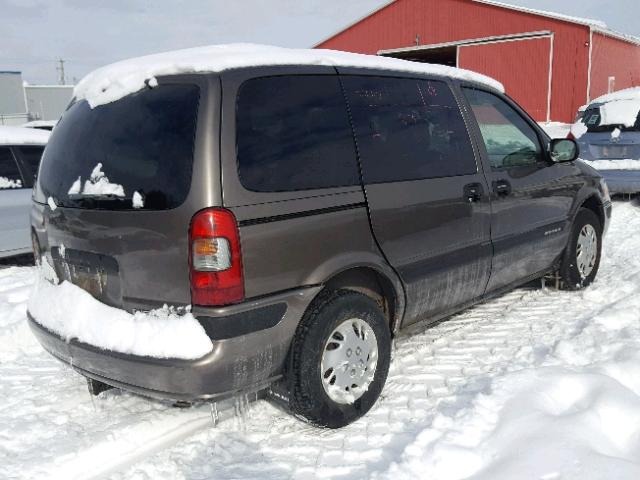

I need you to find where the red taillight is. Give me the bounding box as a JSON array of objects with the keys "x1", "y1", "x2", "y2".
[{"x1": 189, "y1": 208, "x2": 244, "y2": 306}]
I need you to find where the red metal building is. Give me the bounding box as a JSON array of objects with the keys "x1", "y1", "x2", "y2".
[{"x1": 316, "y1": 0, "x2": 640, "y2": 123}]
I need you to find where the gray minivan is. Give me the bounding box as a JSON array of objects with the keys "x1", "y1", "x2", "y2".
[{"x1": 28, "y1": 45, "x2": 611, "y2": 428}]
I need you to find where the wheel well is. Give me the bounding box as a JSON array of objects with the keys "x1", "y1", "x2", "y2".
[
  {"x1": 323, "y1": 267, "x2": 397, "y2": 331},
  {"x1": 580, "y1": 195, "x2": 605, "y2": 229}
]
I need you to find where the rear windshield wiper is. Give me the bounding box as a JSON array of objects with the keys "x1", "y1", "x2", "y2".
[
  {"x1": 65, "y1": 194, "x2": 132, "y2": 209},
  {"x1": 67, "y1": 193, "x2": 127, "y2": 201}
]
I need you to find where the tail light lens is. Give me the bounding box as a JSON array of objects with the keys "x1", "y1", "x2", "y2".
[{"x1": 189, "y1": 208, "x2": 244, "y2": 306}]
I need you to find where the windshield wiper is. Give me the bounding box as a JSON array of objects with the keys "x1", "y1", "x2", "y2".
[{"x1": 67, "y1": 193, "x2": 126, "y2": 201}]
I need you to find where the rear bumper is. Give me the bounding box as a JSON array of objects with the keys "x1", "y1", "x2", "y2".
[
  {"x1": 599, "y1": 170, "x2": 640, "y2": 194},
  {"x1": 28, "y1": 286, "x2": 321, "y2": 401}
]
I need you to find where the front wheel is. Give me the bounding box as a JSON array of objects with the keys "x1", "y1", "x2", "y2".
[
  {"x1": 286, "y1": 290, "x2": 391, "y2": 428},
  {"x1": 559, "y1": 208, "x2": 602, "y2": 290}
]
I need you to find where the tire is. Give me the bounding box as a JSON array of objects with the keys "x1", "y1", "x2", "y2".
[
  {"x1": 559, "y1": 208, "x2": 602, "y2": 290},
  {"x1": 286, "y1": 289, "x2": 391, "y2": 428}
]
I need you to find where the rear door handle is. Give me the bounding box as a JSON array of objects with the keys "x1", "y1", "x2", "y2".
[
  {"x1": 493, "y1": 179, "x2": 512, "y2": 197},
  {"x1": 463, "y1": 183, "x2": 484, "y2": 203}
]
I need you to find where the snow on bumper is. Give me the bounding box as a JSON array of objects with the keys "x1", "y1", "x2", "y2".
[
  {"x1": 28, "y1": 269, "x2": 323, "y2": 400},
  {"x1": 28, "y1": 275, "x2": 213, "y2": 360}
]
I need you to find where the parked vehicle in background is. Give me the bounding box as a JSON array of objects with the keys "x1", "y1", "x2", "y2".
[
  {"x1": 28, "y1": 44, "x2": 611, "y2": 428},
  {"x1": 0, "y1": 126, "x2": 49, "y2": 259},
  {"x1": 571, "y1": 87, "x2": 640, "y2": 194},
  {"x1": 22, "y1": 120, "x2": 58, "y2": 131}
]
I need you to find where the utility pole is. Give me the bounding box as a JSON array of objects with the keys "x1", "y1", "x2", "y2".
[{"x1": 56, "y1": 58, "x2": 66, "y2": 85}]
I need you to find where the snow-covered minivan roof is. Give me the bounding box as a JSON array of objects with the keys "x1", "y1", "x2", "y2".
[
  {"x1": 589, "y1": 87, "x2": 640, "y2": 106},
  {"x1": 73, "y1": 43, "x2": 505, "y2": 108},
  {"x1": 582, "y1": 87, "x2": 640, "y2": 129},
  {"x1": 0, "y1": 126, "x2": 50, "y2": 146}
]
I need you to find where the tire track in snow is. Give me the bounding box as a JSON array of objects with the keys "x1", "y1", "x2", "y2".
[
  {"x1": 2, "y1": 202, "x2": 640, "y2": 479},
  {"x1": 115, "y1": 202, "x2": 640, "y2": 479}
]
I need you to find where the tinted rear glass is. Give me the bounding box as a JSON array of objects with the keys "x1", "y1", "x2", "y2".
[
  {"x1": 236, "y1": 75, "x2": 359, "y2": 192},
  {"x1": 0, "y1": 147, "x2": 23, "y2": 189},
  {"x1": 15, "y1": 146, "x2": 44, "y2": 187},
  {"x1": 38, "y1": 84, "x2": 199, "y2": 210},
  {"x1": 583, "y1": 106, "x2": 640, "y2": 132},
  {"x1": 342, "y1": 76, "x2": 477, "y2": 183}
]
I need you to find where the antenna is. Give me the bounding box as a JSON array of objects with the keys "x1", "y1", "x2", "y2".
[{"x1": 56, "y1": 58, "x2": 66, "y2": 85}]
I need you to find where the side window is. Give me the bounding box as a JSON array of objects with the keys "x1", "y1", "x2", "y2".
[
  {"x1": 342, "y1": 76, "x2": 477, "y2": 184},
  {"x1": 15, "y1": 146, "x2": 44, "y2": 186},
  {"x1": 0, "y1": 147, "x2": 24, "y2": 190},
  {"x1": 463, "y1": 88, "x2": 543, "y2": 169},
  {"x1": 236, "y1": 75, "x2": 359, "y2": 192}
]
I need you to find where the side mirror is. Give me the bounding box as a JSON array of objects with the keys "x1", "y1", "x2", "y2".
[{"x1": 549, "y1": 138, "x2": 579, "y2": 163}]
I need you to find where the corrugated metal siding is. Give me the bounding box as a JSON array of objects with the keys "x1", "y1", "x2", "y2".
[
  {"x1": 24, "y1": 86, "x2": 74, "y2": 121},
  {"x1": 0, "y1": 72, "x2": 27, "y2": 115},
  {"x1": 590, "y1": 33, "x2": 640, "y2": 102},
  {"x1": 458, "y1": 37, "x2": 551, "y2": 121},
  {"x1": 317, "y1": 0, "x2": 591, "y2": 122}
]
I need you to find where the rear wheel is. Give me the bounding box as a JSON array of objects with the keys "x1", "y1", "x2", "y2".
[
  {"x1": 559, "y1": 208, "x2": 602, "y2": 290},
  {"x1": 286, "y1": 290, "x2": 391, "y2": 428}
]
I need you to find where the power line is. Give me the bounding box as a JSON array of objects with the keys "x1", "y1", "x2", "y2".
[{"x1": 56, "y1": 58, "x2": 66, "y2": 85}]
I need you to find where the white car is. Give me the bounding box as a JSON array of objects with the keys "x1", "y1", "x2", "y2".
[{"x1": 0, "y1": 126, "x2": 50, "y2": 259}]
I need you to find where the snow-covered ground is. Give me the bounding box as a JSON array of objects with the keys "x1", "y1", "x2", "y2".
[{"x1": 2, "y1": 200, "x2": 640, "y2": 480}]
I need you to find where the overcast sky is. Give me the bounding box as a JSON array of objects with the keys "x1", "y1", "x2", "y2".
[{"x1": 2, "y1": 0, "x2": 638, "y2": 84}]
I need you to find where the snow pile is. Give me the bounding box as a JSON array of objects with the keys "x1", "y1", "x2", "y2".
[
  {"x1": 0, "y1": 125, "x2": 50, "y2": 145},
  {"x1": 0, "y1": 268, "x2": 41, "y2": 363},
  {"x1": 28, "y1": 265, "x2": 213, "y2": 360},
  {"x1": 0, "y1": 176, "x2": 22, "y2": 189},
  {"x1": 589, "y1": 86, "x2": 640, "y2": 106},
  {"x1": 377, "y1": 221, "x2": 640, "y2": 480},
  {"x1": 612, "y1": 127, "x2": 622, "y2": 139},
  {"x1": 380, "y1": 366, "x2": 640, "y2": 480},
  {"x1": 580, "y1": 159, "x2": 640, "y2": 170},
  {"x1": 73, "y1": 43, "x2": 504, "y2": 108},
  {"x1": 599, "y1": 98, "x2": 640, "y2": 129},
  {"x1": 570, "y1": 119, "x2": 589, "y2": 139},
  {"x1": 69, "y1": 163, "x2": 125, "y2": 197},
  {"x1": 67, "y1": 177, "x2": 81, "y2": 195},
  {"x1": 132, "y1": 191, "x2": 144, "y2": 209}
]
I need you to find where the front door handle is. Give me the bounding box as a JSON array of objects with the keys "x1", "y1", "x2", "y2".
[
  {"x1": 493, "y1": 179, "x2": 512, "y2": 197},
  {"x1": 463, "y1": 183, "x2": 484, "y2": 203}
]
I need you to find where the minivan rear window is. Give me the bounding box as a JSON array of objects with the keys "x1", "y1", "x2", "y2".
[
  {"x1": 236, "y1": 75, "x2": 359, "y2": 192},
  {"x1": 583, "y1": 105, "x2": 640, "y2": 133},
  {"x1": 38, "y1": 84, "x2": 199, "y2": 210}
]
